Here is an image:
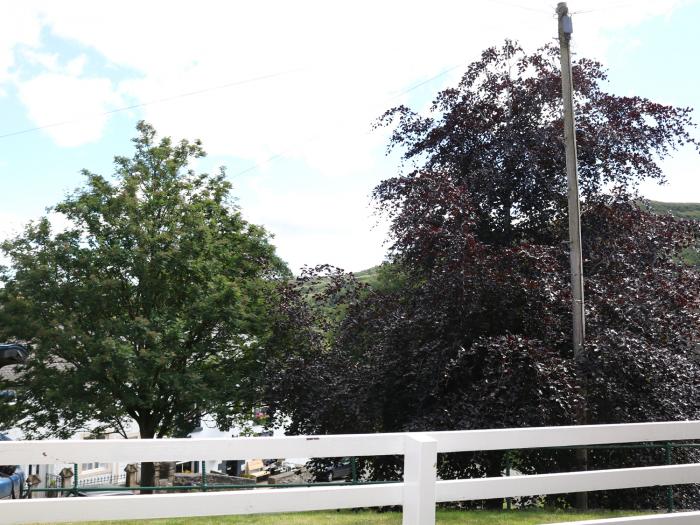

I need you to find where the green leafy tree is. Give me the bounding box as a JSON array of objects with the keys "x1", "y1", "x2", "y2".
[{"x1": 0, "y1": 122, "x2": 289, "y2": 488}]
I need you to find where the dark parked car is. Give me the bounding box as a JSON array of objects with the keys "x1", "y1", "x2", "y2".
[
  {"x1": 316, "y1": 458, "x2": 353, "y2": 482},
  {"x1": 1, "y1": 343, "x2": 28, "y2": 403},
  {"x1": 0, "y1": 344, "x2": 28, "y2": 369},
  {"x1": 0, "y1": 434, "x2": 26, "y2": 499}
]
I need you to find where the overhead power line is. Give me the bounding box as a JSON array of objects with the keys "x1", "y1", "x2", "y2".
[
  {"x1": 0, "y1": 68, "x2": 303, "y2": 140},
  {"x1": 389, "y1": 62, "x2": 467, "y2": 98},
  {"x1": 232, "y1": 61, "x2": 468, "y2": 178},
  {"x1": 1, "y1": 4, "x2": 563, "y2": 143}
]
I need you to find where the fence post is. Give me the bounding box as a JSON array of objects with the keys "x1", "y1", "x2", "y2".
[
  {"x1": 403, "y1": 433, "x2": 437, "y2": 525},
  {"x1": 505, "y1": 450, "x2": 512, "y2": 511}
]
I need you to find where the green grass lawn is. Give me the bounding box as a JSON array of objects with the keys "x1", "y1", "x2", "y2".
[{"x1": 50, "y1": 509, "x2": 648, "y2": 525}]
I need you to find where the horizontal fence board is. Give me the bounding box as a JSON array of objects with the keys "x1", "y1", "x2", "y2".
[
  {"x1": 428, "y1": 421, "x2": 700, "y2": 453},
  {"x1": 1, "y1": 484, "x2": 403, "y2": 524},
  {"x1": 436, "y1": 464, "x2": 700, "y2": 502},
  {"x1": 3, "y1": 421, "x2": 700, "y2": 464},
  {"x1": 0, "y1": 433, "x2": 406, "y2": 464},
  {"x1": 546, "y1": 512, "x2": 700, "y2": 525}
]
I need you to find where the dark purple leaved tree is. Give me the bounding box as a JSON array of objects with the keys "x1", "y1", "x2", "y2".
[{"x1": 264, "y1": 42, "x2": 700, "y2": 510}]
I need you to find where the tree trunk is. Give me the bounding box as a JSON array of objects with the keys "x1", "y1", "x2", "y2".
[
  {"x1": 483, "y1": 452, "x2": 504, "y2": 510},
  {"x1": 138, "y1": 422, "x2": 157, "y2": 495}
]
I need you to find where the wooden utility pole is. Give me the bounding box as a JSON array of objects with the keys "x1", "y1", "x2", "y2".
[
  {"x1": 557, "y1": 1, "x2": 588, "y2": 511},
  {"x1": 557, "y1": 1, "x2": 585, "y2": 359}
]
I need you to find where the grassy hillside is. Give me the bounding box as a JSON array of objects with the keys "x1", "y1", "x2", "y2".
[
  {"x1": 303, "y1": 266, "x2": 381, "y2": 294},
  {"x1": 646, "y1": 201, "x2": 700, "y2": 266},
  {"x1": 353, "y1": 266, "x2": 382, "y2": 286},
  {"x1": 645, "y1": 200, "x2": 700, "y2": 220}
]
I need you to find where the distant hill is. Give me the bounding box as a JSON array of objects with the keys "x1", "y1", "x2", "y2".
[
  {"x1": 352, "y1": 266, "x2": 381, "y2": 286},
  {"x1": 644, "y1": 201, "x2": 700, "y2": 266},
  {"x1": 302, "y1": 265, "x2": 381, "y2": 294},
  {"x1": 645, "y1": 200, "x2": 700, "y2": 221}
]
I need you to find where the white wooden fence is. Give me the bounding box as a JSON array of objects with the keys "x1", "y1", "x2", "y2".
[{"x1": 2, "y1": 421, "x2": 700, "y2": 524}]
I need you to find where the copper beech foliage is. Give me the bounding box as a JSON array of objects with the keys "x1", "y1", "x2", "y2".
[
  {"x1": 265, "y1": 42, "x2": 700, "y2": 508},
  {"x1": 374, "y1": 40, "x2": 698, "y2": 246}
]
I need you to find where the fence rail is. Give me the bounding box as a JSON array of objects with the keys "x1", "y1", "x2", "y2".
[{"x1": 2, "y1": 421, "x2": 700, "y2": 524}]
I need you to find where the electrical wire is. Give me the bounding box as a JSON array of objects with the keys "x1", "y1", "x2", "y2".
[
  {"x1": 0, "y1": 68, "x2": 303, "y2": 140},
  {"x1": 0, "y1": 2, "x2": 557, "y2": 143},
  {"x1": 0, "y1": 0, "x2": 560, "y2": 154},
  {"x1": 231, "y1": 61, "x2": 469, "y2": 178}
]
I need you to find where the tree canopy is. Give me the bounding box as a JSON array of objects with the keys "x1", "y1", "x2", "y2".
[
  {"x1": 375, "y1": 40, "x2": 696, "y2": 247},
  {"x1": 0, "y1": 122, "x2": 288, "y2": 449},
  {"x1": 265, "y1": 41, "x2": 700, "y2": 509}
]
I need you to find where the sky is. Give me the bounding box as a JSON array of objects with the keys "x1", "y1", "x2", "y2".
[{"x1": 1, "y1": 0, "x2": 699, "y2": 273}]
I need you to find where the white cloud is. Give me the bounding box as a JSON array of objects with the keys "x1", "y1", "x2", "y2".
[
  {"x1": 65, "y1": 54, "x2": 87, "y2": 77},
  {"x1": 20, "y1": 49, "x2": 60, "y2": 71},
  {"x1": 639, "y1": 147, "x2": 700, "y2": 202},
  {"x1": 0, "y1": 212, "x2": 27, "y2": 246},
  {"x1": 11, "y1": 49, "x2": 109, "y2": 146},
  {"x1": 0, "y1": 2, "x2": 43, "y2": 86},
  {"x1": 239, "y1": 181, "x2": 390, "y2": 272},
  {"x1": 8, "y1": 0, "x2": 685, "y2": 155},
  {"x1": 16, "y1": 73, "x2": 121, "y2": 146},
  {"x1": 5, "y1": 0, "x2": 688, "y2": 161}
]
